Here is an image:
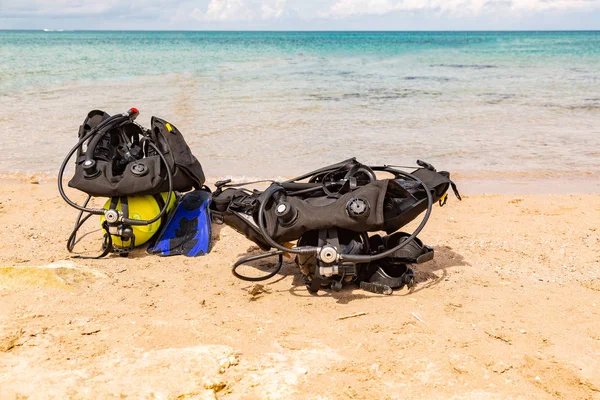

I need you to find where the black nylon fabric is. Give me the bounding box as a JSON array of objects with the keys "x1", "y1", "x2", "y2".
[
  {"x1": 67, "y1": 110, "x2": 205, "y2": 197},
  {"x1": 210, "y1": 161, "x2": 456, "y2": 249},
  {"x1": 210, "y1": 188, "x2": 272, "y2": 250},
  {"x1": 150, "y1": 117, "x2": 205, "y2": 191},
  {"x1": 79, "y1": 110, "x2": 110, "y2": 138},
  {"x1": 263, "y1": 180, "x2": 390, "y2": 243}
]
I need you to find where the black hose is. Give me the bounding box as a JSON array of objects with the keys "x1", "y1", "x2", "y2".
[
  {"x1": 67, "y1": 212, "x2": 94, "y2": 252},
  {"x1": 66, "y1": 194, "x2": 93, "y2": 252},
  {"x1": 58, "y1": 114, "x2": 130, "y2": 214},
  {"x1": 57, "y1": 126, "x2": 110, "y2": 215},
  {"x1": 121, "y1": 138, "x2": 173, "y2": 226},
  {"x1": 256, "y1": 185, "x2": 316, "y2": 255},
  {"x1": 232, "y1": 251, "x2": 284, "y2": 281},
  {"x1": 338, "y1": 166, "x2": 433, "y2": 262},
  {"x1": 282, "y1": 158, "x2": 357, "y2": 184},
  {"x1": 82, "y1": 113, "x2": 131, "y2": 165}
]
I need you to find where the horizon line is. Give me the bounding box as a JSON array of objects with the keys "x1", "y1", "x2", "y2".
[{"x1": 2, "y1": 28, "x2": 599, "y2": 32}]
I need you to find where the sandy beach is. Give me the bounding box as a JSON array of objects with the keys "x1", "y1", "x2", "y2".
[
  {"x1": 1, "y1": 179, "x2": 599, "y2": 399},
  {"x1": 2, "y1": 21, "x2": 600, "y2": 400}
]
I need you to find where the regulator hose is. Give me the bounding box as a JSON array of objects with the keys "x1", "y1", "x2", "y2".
[
  {"x1": 122, "y1": 138, "x2": 173, "y2": 226},
  {"x1": 57, "y1": 115, "x2": 128, "y2": 215},
  {"x1": 66, "y1": 194, "x2": 93, "y2": 252},
  {"x1": 340, "y1": 167, "x2": 433, "y2": 263},
  {"x1": 232, "y1": 251, "x2": 285, "y2": 281},
  {"x1": 257, "y1": 185, "x2": 316, "y2": 255}
]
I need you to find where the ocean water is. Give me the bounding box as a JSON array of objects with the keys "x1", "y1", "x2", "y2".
[{"x1": 1, "y1": 30, "x2": 599, "y2": 180}]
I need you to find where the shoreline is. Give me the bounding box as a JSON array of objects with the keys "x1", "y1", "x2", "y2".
[{"x1": 3, "y1": 172, "x2": 600, "y2": 195}]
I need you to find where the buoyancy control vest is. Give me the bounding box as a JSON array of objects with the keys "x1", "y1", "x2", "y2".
[
  {"x1": 210, "y1": 158, "x2": 460, "y2": 294},
  {"x1": 58, "y1": 108, "x2": 205, "y2": 257},
  {"x1": 67, "y1": 109, "x2": 204, "y2": 196}
]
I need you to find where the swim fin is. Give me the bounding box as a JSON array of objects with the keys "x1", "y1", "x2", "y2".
[{"x1": 148, "y1": 189, "x2": 212, "y2": 257}]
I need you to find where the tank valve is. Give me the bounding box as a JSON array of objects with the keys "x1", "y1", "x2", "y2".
[
  {"x1": 104, "y1": 209, "x2": 120, "y2": 224},
  {"x1": 118, "y1": 226, "x2": 133, "y2": 240},
  {"x1": 318, "y1": 245, "x2": 338, "y2": 264}
]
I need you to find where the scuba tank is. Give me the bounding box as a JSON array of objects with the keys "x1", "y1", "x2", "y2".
[{"x1": 100, "y1": 193, "x2": 177, "y2": 248}]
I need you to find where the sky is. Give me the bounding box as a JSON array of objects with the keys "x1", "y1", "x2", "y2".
[{"x1": 0, "y1": 0, "x2": 599, "y2": 30}]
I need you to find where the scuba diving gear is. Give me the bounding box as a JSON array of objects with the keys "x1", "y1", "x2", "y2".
[
  {"x1": 295, "y1": 229, "x2": 368, "y2": 293},
  {"x1": 368, "y1": 232, "x2": 434, "y2": 265},
  {"x1": 361, "y1": 265, "x2": 414, "y2": 294},
  {"x1": 359, "y1": 232, "x2": 434, "y2": 295},
  {"x1": 211, "y1": 158, "x2": 460, "y2": 294},
  {"x1": 148, "y1": 189, "x2": 212, "y2": 257},
  {"x1": 58, "y1": 108, "x2": 205, "y2": 257},
  {"x1": 64, "y1": 110, "x2": 204, "y2": 197}
]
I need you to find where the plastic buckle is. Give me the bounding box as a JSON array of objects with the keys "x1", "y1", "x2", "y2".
[
  {"x1": 232, "y1": 196, "x2": 257, "y2": 209},
  {"x1": 416, "y1": 160, "x2": 436, "y2": 171},
  {"x1": 215, "y1": 179, "x2": 232, "y2": 188},
  {"x1": 439, "y1": 192, "x2": 448, "y2": 207}
]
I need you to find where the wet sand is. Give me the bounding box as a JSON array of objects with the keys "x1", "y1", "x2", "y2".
[{"x1": 1, "y1": 181, "x2": 599, "y2": 399}]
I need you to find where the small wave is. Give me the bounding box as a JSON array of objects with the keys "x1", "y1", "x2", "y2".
[
  {"x1": 539, "y1": 102, "x2": 600, "y2": 111},
  {"x1": 478, "y1": 93, "x2": 516, "y2": 105},
  {"x1": 453, "y1": 170, "x2": 600, "y2": 180},
  {"x1": 404, "y1": 76, "x2": 451, "y2": 82},
  {"x1": 308, "y1": 94, "x2": 339, "y2": 102},
  {"x1": 308, "y1": 88, "x2": 441, "y2": 102},
  {"x1": 291, "y1": 71, "x2": 318, "y2": 76},
  {"x1": 0, "y1": 171, "x2": 56, "y2": 183},
  {"x1": 430, "y1": 63, "x2": 498, "y2": 69},
  {"x1": 567, "y1": 105, "x2": 600, "y2": 111},
  {"x1": 434, "y1": 150, "x2": 471, "y2": 158}
]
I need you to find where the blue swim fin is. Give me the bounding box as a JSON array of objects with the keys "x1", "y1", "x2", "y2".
[{"x1": 148, "y1": 189, "x2": 212, "y2": 257}]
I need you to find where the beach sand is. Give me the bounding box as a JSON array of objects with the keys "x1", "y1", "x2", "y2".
[{"x1": 1, "y1": 181, "x2": 599, "y2": 399}]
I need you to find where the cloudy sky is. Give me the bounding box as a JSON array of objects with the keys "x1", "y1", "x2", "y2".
[{"x1": 1, "y1": 0, "x2": 599, "y2": 30}]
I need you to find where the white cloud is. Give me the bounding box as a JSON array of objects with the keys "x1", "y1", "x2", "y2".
[
  {"x1": 510, "y1": 0, "x2": 600, "y2": 11},
  {"x1": 191, "y1": 0, "x2": 287, "y2": 22},
  {"x1": 1, "y1": 0, "x2": 599, "y2": 27},
  {"x1": 203, "y1": 0, "x2": 252, "y2": 21},
  {"x1": 0, "y1": 0, "x2": 290, "y2": 24},
  {"x1": 327, "y1": 0, "x2": 400, "y2": 17},
  {"x1": 261, "y1": 0, "x2": 286, "y2": 19},
  {"x1": 324, "y1": 0, "x2": 600, "y2": 17},
  {"x1": 0, "y1": 0, "x2": 186, "y2": 18}
]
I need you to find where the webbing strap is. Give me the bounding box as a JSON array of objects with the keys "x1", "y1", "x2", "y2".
[
  {"x1": 66, "y1": 195, "x2": 92, "y2": 252},
  {"x1": 451, "y1": 180, "x2": 462, "y2": 201},
  {"x1": 74, "y1": 197, "x2": 118, "y2": 259},
  {"x1": 72, "y1": 221, "x2": 112, "y2": 259},
  {"x1": 120, "y1": 196, "x2": 129, "y2": 219},
  {"x1": 152, "y1": 193, "x2": 167, "y2": 227}
]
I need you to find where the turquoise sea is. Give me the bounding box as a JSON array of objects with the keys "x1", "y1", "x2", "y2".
[{"x1": 1, "y1": 31, "x2": 599, "y2": 180}]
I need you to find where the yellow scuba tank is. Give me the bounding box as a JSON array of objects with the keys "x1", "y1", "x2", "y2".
[{"x1": 100, "y1": 193, "x2": 177, "y2": 248}]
